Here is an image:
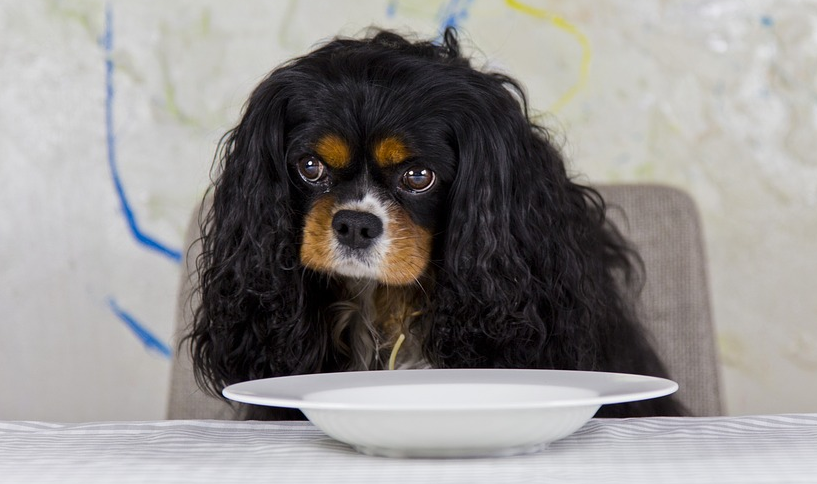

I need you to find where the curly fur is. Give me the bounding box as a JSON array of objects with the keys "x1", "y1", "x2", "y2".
[{"x1": 186, "y1": 28, "x2": 685, "y2": 419}]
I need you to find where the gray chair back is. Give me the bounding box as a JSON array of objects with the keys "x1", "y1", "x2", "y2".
[{"x1": 597, "y1": 184, "x2": 722, "y2": 416}]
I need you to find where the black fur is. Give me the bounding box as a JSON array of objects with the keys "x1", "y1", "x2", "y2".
[{"x1": 186, "y1": 29, "x2": 685, "y2": 419}]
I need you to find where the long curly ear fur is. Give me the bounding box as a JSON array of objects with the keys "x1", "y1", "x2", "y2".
[
  {"x1": 415, "y1": 31, "x2": 682, "y2": 417},
  {"x1": 185, "y1": 68, "x2": 333, "y2": 405}
]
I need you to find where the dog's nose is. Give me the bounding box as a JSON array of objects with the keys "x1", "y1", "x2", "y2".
[{"x1": 332, "y1": 210, "x2": 384, "y2": 249}]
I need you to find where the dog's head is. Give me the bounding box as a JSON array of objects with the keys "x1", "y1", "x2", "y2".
[
  {"x1": 191, "y1": 29, "x2": 651, "y2": 401},
  {"x1": 210, "y1": 29, "x2": 562, "y2": 289}
]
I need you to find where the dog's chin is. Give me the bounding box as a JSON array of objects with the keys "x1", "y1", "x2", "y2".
[
  {"x1": 304, "y1": 254, "x2": 425, "y2": 287},
  {"x1": 332, "y1": 257, "x2": 382, "y2": 282}
]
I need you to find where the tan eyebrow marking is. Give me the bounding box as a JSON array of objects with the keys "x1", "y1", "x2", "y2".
[
  {"x1": 315, "y1": 134, "x2": 351, "y2": 169},
  {"x1": 373, "y1": 137, "x2": 411, "y2": 167}
]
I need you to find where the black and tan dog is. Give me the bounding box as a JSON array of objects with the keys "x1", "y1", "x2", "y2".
[{"x1": 186, "y1": 29, "x2": 683, "y2": 419}]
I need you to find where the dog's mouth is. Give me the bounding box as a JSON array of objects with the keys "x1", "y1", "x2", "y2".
[{"x1": 300, "y1": 194, "x2": 432, "y2": 285}]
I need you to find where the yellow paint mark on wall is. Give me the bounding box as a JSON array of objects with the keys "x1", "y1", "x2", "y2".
[
  {"x1": 783, "y1": 331, "x2": 817, "y2": 371},
  {"x1": 717, "y1": 330, "x2": 749, "y2": 371},
  {"x1": 505, "y1": 0, "x2": 592, "y2": 113}
]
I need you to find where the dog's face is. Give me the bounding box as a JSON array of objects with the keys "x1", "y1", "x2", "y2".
[
  {"x1": 278, "y1": 62, "x2": 462, "y2": 286},
  {"x1": 292, "y1": 131, "x2": 452, "y2": 285}
]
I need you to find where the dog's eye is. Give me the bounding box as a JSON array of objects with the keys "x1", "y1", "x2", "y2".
[
  {"x1": 297, "y1": 156, "x2": 327, "y2": 183},
  {"x1": 401, "y1": 168, "x2": 436, "y2": 193}
]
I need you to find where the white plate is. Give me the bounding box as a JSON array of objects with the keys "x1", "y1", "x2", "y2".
[{"x1": 223, "y1": 369, "x2": 677, "y2": 458}]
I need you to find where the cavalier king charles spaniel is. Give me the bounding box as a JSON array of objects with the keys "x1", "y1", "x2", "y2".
[{"x1": 186, "y1": 29, "x2": 684, "y2": 419}]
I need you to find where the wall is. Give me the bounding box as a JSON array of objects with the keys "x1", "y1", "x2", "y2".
[{"x1": 1, "y1": 0, "x2": 815, "y2": 421}]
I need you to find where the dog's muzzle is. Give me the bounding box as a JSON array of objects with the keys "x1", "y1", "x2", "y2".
[
  {"x1": 300, "y1": 192, "x2": 431, "y2": 284},
  {"x1": 332, "y1": 210, "x2": 384, "y2": 250}
]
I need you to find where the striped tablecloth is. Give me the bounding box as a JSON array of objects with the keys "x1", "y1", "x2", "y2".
[{"x1": 1, "y1": 414, "x2": 816, "y2": 483}]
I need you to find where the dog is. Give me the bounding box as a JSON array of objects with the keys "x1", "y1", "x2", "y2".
[{"x1": 186, "y1": 29, "x2": 684, "y2": 419}]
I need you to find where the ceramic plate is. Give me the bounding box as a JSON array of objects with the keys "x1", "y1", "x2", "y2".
[{"x1": 223, "y1": 369, "x2": 677, "y2": 458}]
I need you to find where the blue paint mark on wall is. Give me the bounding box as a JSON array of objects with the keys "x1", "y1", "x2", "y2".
[
  {"x1": 108, "y1": 298, "x2": 173, "y2": 359},
  {"x1": 438, "y1": 0, "x2": 473, "y2": 31},
  {"x1": 102, "y1": 3, "x2": 176, "y2": 360},
  {"x1": 386, "y1": 0, "x2": 398, "y2": 18},
  {"x1": 760, "y1": 15, "x2": 774, "y2": 27},
  {"x1": 102, "y1": 4, "x2": 182, "y2": 264}
]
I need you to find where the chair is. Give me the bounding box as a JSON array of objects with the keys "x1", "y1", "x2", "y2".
[
  {"x1": 167, "y1": 184, "x2": 722, "y2": 419},
  {"x1": 167, "y1": 197, "x2": 238, "y2": 419},
  {"x1": 597, "y1": 184, "x2": 722, "y2": 416}
]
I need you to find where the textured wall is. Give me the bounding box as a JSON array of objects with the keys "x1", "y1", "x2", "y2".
[{"x1": 1, "y1": 0, "x2": 814, "y2": 421}]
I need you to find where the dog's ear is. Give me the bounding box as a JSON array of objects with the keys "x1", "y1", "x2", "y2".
[
  {"x1": 188, "y1": 70, "x2": 328, "y2": 398},
  {"x1": 425, "y1": 75, "x2": 637, "y2": 370}
]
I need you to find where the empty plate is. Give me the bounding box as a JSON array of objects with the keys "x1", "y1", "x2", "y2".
[{"x1": 223, "y1": 369, "x2": 678, "y2": 458}]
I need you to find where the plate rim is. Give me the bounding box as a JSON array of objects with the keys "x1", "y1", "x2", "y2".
[{"x1": 222, "y1": 369, "x2": 678, "y2": 412}]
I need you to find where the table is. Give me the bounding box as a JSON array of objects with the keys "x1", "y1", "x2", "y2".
[{"x1": 1, "y1": 414, "x2": 816, "y2": 483}]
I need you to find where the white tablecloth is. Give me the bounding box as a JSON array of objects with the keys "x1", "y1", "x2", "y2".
[{"x1": 1, "y1": 414, "x2": 816, "y2": 483}]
